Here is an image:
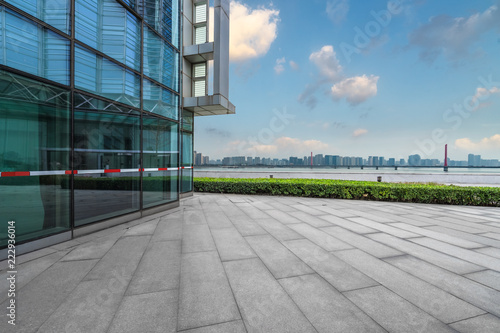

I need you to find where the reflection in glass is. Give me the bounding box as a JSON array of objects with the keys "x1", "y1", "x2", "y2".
[
  {"x1": 143, "y1": 78, "x2": 179, "y2": 120},
  {"x1": 6, "y1": 0, "x2": 71, "y2": 33},
  {"x1": 0, "y1": 71, "x2": 71, "y2": 247},
  {"x1": 0, "y1": 8, "x2": 70, "y2": 85},
  {"x1": 75, "y1": 0, "x2": 141, "y2": 70},
  {"x1": 181, "y1": 132, "x2": 193, "y2": 193},
  {"x1": 73, "y1": 94, "x2": 141, "y2": 226},
  {"x1": 143, "y1": 115, "x2": 179, "y2": 207},
  {"x1": 75, "y1": 46, "x2": 141, "y2": 107}
]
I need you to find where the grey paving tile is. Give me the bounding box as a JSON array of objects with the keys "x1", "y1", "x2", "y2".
[
  {"x1": 319, "y1": 215, "x2": 378, "y2": 233},
  {"x1": 434, "y1": 217, "x2": 493, "y2": 233},
  {"x1": 181, "y1": 320, "x2": 247, "y2": 333},
  {"x1": 290, "y1": 204, "x2": 325, "y2": 216},
  {"x1": 344, "y1": 286, "x2": 455, "y2": 333},
  {"x1": 223, "y1": 258, "x2": 317, "y2": 333},
  {"x1": 389, "y1": 222, "x2": 486, "y2": 249},
  {"x1": 0, "y1": 260, "x2": 97, "y2": 333},
  {"x1": 482, "y1": 232, "x2": 500, "y2": 241},
  {"x1": 205, "y1": 211, "x2": 234, "y2": 229},
  {"x1": 368, "y1": 233, "x2": 483, "y2": 274},
  {"x1": 127, "y1": 240, "x2": 181, "y2": 295},
  {"x1": 152, "y1": 216, "x2": 183, "y2": 242},
  {"x1": 347, "y1": 217, "x2": 419, "y2": 238},
  {"x1": 124, "y1": 219, "x2": 159, "y2": 236},
  {"x1": 183, "y1": 209, "x2": 208, "y2": 225},
  {"x1": 385, "y1": 255, "x2": 500, "y2": 317},
  {"x1": 62, "y1": 233, "x2": 121, "y2": 261},
  {"x1": 245, "y1": 235, "x2": 313, "y2": 279},
  {"x1": 48, "y1": 239, "x2": 82, "y2": 251},
  {"x1": 341, "y1": 209, "x2": 396, "y2": 223},
  {"x1": 265, "y1": 209, "x2": 303, "y2": 224},
  {"x1": 182, "y1": 224, "x2": 216, "y2": 253},
  {"x1": 236, "y1": 203, "x2": 270, "y2": 219},
  {"x1": 322, "y1": 226, "x2": 403, "y2": 258},
  {"x1": 283, "y1": 239, "x2": 378, "y2": 292},
  {"x1": 267, "y1": 200, "x2": 300, "y2": 212},
  {"x1": 315, "y1": 206, "x2": 357, "y2": 217},
  {"x1": 255, "y1": 218, "x2": 304, "y2": 241},
  {"x1": 464, "y1": 270, "x2": 500, "y2": 291},
  {"x1": 288, "y1": 223, "x2": 353, "y2": 251},
  {"x1": 373, "y1": 213, "x2": 432, "y2": 227},
  {"x1": 108, "y1": 290, "x2": 178, "y2": 333},
  {"x1": 450, "y1": 314, "x2": 500, "y2": 333},
  {"x1": 400, "y1": 214, "x2": 441, "y2": 226},
  {"x1": 38, "y1": 276, "x2": 128, "y2": 333},
  {"x1": 410, "y1": 237, "x2": 500, "y2": 271},
  {"x1": 211, "y1": 228, "x2": 257, "y2": 261},
  {"x1": 292, "y1": 211, "x2": 334, "y2": 227},
  {"x1": 229, "y1": 214, "x2": 268, "y2": 236},
  {"x1": 475, "y1": 247, "x2": 500, "y2": 259},
  {"x1": 218, "y1": 204, "x2": 246, "y2": 217},
  {"x1": 84, "y1": 235, "x2": 151, "y2": 281},
  {"x1": 8, "y1": 247, "x2": 57, "y2": 266},
  {"x1": 249, "y1": 200, "x2": 275, "y2": 210},
  {"x1": 335, "y1": 249, "x2": 484, "y2": 323},
  {"x1": 426, "y1": 226, "x2": 500, "y2": 248},
  {"x1": 178, "y1": 251, "x2": 240, "y2": 331},
  {"x1": 279, "y1": 274, "x2": 386, "y2": 333},
  {"x1": 0, "y1": 250, "x2": 68, "y2": 304}
]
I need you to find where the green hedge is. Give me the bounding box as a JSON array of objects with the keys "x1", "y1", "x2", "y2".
[{"x1": 194, "y1": 177, "x2": 500, "y2": 207}]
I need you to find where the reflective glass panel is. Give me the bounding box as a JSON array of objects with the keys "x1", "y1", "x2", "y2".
[
  {"x1": 0, "y1": 8, "x2": 70, "y2": 85},
  {"x1": 143, "y1": 114, "x2": 178, "y2": 207},
  {"x1": 7, "y1": 0, "x2": 70, "y2": 33},
  {"x1": 73, "y1": 93, "x2": 141, "y2": 226},
  {"x1": 143, "y1": 78, "x2": 179, "y2": 120},
  {"x1": 0, "y1": 70, "x2": 71, "y2": 247},
  {"x1": 75, "y1": 0, "x2": 141, "y2": 70},
  {"x1": 75, "y1": 46, "x2": 141, "y2": 108}
]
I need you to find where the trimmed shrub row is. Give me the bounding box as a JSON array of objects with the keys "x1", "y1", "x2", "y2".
[{"x1": 194, "y1": 177, "x2": 500, "y2": 207}]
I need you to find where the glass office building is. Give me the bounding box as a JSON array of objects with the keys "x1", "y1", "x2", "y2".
[{"x1": 0, "y1": 0, "x2": 227, "y2": 252}]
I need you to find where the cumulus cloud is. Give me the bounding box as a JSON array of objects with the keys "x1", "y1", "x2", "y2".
[
  {"x1": 326, "y1": 0, "x2": 349, "y2": 25},
  {"x1": 226, "y1": 137, "x2": 329, "y2": 157},
  {"x1": 274, "y1": 57, "x2": 286, "y2": 74},
  {"x1": 230, "y1": 1, "x2": 280, "y2": 62},
  {"x1": 353, "y1": 128, "x2": 369, "y2": 137},
  {"x1": 289, "y1": 60, "x2": 300, "y2": 71},
  {"x1": 309, "y1": 45, "x2": 343, "y2": 81},
  {"x1": 455, "y1": 134, "x2": 500, "y2": 151},
  {"x1": 331, "y1": 75, "x2": 379, "y2": 105},
  {"x1": 408, "y1": 3, "x2": 500, "y2": 64}
]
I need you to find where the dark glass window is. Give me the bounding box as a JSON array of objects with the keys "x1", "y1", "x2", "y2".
[
  {"x1": 143, "y1": 115, "x2": 178, "y2": 207},
  {"x1": 143, "y1": 25, "x2": 180, "y2": 92},
  {"x1": 75, "y1": 46, "x2": 141, "y2": 108},
  {"x1": 75, "y1": 0, "x2": 141, "y2": 70},
  {"x1": 181, "y1": 132, "x2": 193, "y2": 192},
  {"x1": 73, "y1": 93, "x2": 141, "y2": 226},
  {"x1": 0, "y1": 70, "x2": 71, "y2": 247},
  {"x1": 141, "y1": 0, "x2": 180, "y2": 48},
  {"x1": 7, "y1": 0, "x2": 71, "y2": 33},
  {"x1": 181, "y1": 110, "x2": 194, "y2": 132},
  {"x1": 0, "y1": 8, "x2": 70, "y2": 85},
  {"x1": 143, "y1": 78, "x2": 179, "y2": 120}
]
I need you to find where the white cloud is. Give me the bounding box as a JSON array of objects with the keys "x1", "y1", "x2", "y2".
[
  {"x1": 309, "y1": 45, "x2": 343, "y2": 81},
  {"x1": 331, "y1": 75, "x2": 379, "y2": 105},
  {"x1": 353, "y1": 128, "x2": 369, "y2": 137},
  {"x1": 229, "y1": 1, "x2": 280, "y2": 62},
  {"x1": 289, "y1": 60, "x2": 299, "y2": 71},
  {"x1": 226, "y1": 137, "x2": 329, "y2": 157},
  {"x1": 408, "y1": 3, "x2": 500, "y2": 64},
  {"x1": 326, "y1": 0, "x2": 349, "y2": 25},
  {"x1": 274, "y1": 57, "x2": 286, "y2": 74},
  {"x1": 455, "y1": 134, "x2": 500, "y2": 151}
]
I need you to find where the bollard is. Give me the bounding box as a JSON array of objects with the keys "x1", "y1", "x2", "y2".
[
  {"x1": 377, "y1": 176, "x2": 382, "y2": 182},
  {"x1": 270, "y1": 175, "x2": 273, "y2": 179}
]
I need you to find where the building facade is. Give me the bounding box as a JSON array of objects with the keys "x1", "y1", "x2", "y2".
[{"x1": 0, "y1": 0, "x2": 233, "y2": 256}]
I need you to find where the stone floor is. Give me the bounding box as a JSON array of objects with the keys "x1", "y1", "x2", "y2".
[{"x1": 1, "y1": 193, "x2": 500, "y2": 333}]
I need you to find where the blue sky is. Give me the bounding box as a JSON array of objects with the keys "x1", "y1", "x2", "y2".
[{"x1": 195, "y1": 0, "x2": 500, "y2": 161}]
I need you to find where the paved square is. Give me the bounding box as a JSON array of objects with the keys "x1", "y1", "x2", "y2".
[{"x1": 1, "y1": 193, "x2": 500, "y2": 332}]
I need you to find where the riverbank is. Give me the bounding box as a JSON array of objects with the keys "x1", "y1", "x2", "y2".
[{"x1": 195, "y1": 169, "x2": 500, "y2": 187}]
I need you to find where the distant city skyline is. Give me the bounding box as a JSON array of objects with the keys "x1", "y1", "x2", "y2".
[
  {"x1": 193, "y1": 150, "x2": 500, "y2": 167},
  {"x1": 195, "y1": 0, "x2": 500, "y2": 161}
]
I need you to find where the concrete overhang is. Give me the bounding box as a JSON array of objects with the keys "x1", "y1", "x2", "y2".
[
  {"x1": 183, "y1": 95, "x2": 235, "y2": 116},
  {"x1": 183, "y1": 42, "x2": 214, "y2": 63}
]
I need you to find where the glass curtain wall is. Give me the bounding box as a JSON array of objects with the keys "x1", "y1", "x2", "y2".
[
  {"x1": 0, "y1": 0, "x2": 182, "y2": 248},
  {"x1": 181, "y1": 110, "x2": 194, "y2": 193}
]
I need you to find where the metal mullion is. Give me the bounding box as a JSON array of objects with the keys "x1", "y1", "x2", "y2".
[
  {"x1": 73, "y1": 88, "x2": 142, "y2": 112},
  {"x1": 70, "y1": 0, "x2": 76, "y2": 233},
  {"x1": 0, "y1": 64, "x2": 70, "y2": 89},
  {"x1": 140, "y1": 18, "x2": 144, "y2": 212}
]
